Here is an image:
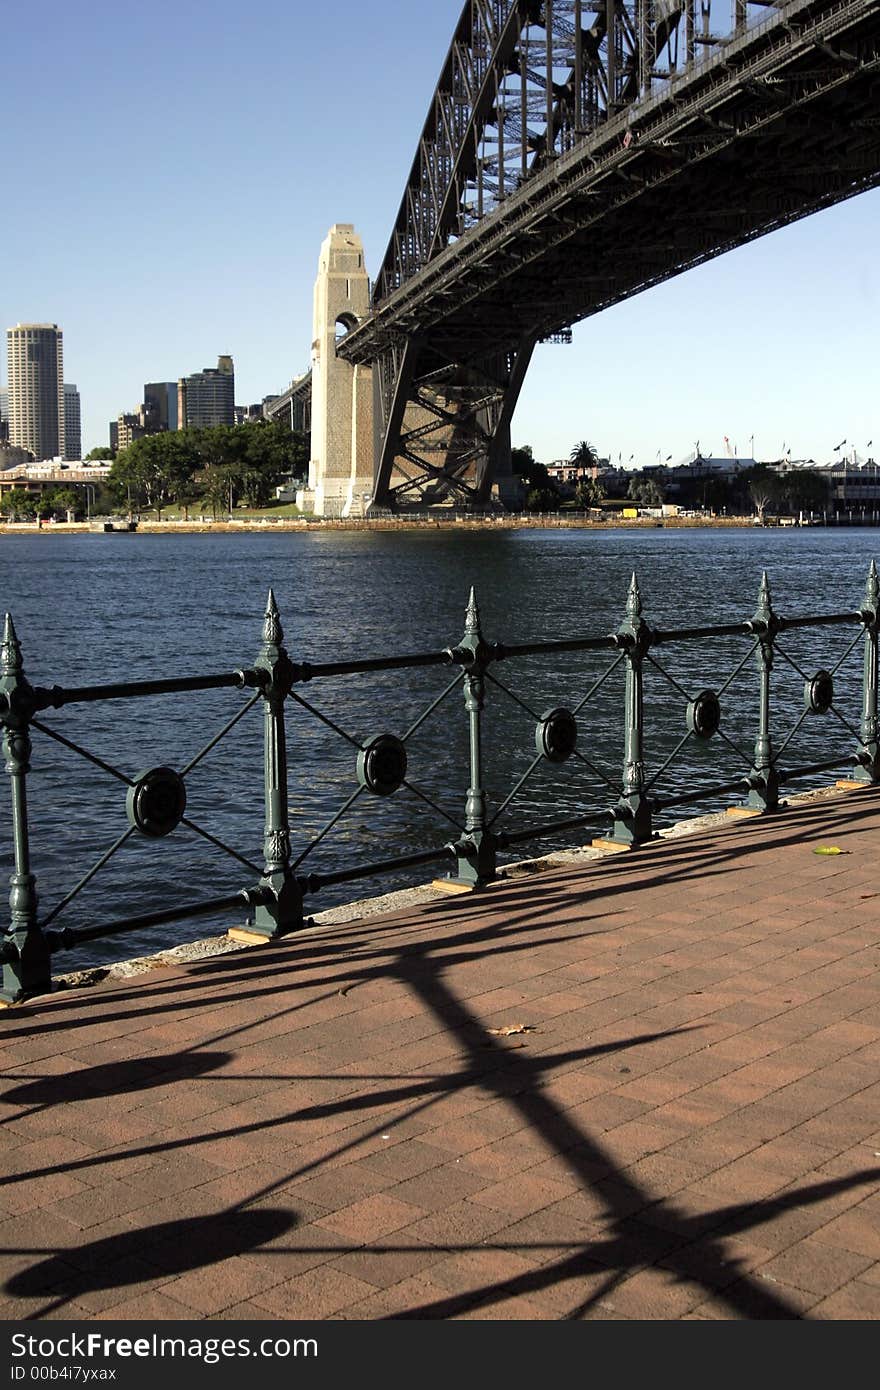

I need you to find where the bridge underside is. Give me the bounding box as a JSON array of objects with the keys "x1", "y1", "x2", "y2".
[{"x1": 339, "y1": 0, "x2": 880, "y2": 510}]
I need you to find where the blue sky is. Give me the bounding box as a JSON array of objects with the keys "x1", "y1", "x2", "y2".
[{"x1": 6, "y1": 0, "x2": 877, "y2": 464}]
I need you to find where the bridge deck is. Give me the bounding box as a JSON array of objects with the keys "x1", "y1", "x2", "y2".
[{"x1": 2, "y1": 788, "x2": 880, "y2": 1321}]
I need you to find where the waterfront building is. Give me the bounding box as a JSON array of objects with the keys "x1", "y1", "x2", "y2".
[
  {"x1": 109, "y1": 421, "x2": 118, "y2": 453},
  {"x1": 6, "y1": 323, "x2": 64, "y2": 461},
  {"x1": 0, "y1": 460, "x2": 112, "y2": 506},
  {"x1": 177, "y1": 355, "x2": 234, "y2": 429},
  {"x1": 116, "y1": 410, "x2": 147, "y2": 452},
  {"x1": 63, "y1": 384, "x2": 81, "y2": 461},
  {"x1": 143, "y1": 382, "x2": 177, "y2": 434},
  {"x1": 0, "y1": 387, "x2": 8, "y2": 441}
]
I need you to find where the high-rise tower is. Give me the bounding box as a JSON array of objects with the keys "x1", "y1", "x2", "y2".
[
  {"x1": 63, "y1": 384, "x2": 81, "y2": 460},
  {"x1": 6, "y1": 324, "x2": 64, "y2": 461}
]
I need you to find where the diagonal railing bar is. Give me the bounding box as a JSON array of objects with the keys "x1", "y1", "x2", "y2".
[
  {"x1": 644, "y1": 651, "x2": 696, "y2": 704},
  {"x1": 399, "y1": 778, "x2": 465, "y2": 833},
  {"x1": 488, "y1": 750, "x2": 545, "y2": 828},
  {"x1": 828, "y1": 627, "x2": 866, "y2": 677},
  {"x1": 772, "y1": 634, "x2": 864, "y2": 752},
  {"x1": 485, "y1": 670, "x2": 544, "y2": 723},
  {"x1": 715, "y1": 725, "x2": 758, "y2": 770},
  {"x1": 401, "y1": 671, "x2": 466, "y2": 742},
  {"x1": 180, "y1": 691, "x2": 263, "y2": 778},
  {"x1": 30, "y1": 720, "x2": 134, "y2": 787},
  {"x1": 568, "y1": 745, "x2": 624, "y2": 794},
  {"x1": 290, "y1": 786, "x2": 367, "y2": 872},
  {"x1": 484, "y1": 653, "x2": 629, "y2": 816},
  {"x1": 178, "y1": 817, "x2": 263, "y2": 876},
  {"x1": 644, "y1": 729, "x2": 694, "y2": 794},
  {"x1": 775, "y1": 628, "x2": 862, "y2": 685},
  {"x1": 717, "y1": 637, "x2": 761, "y2": 697},
  {"x1": 39, "y1": 826, "x2": 137, "y2": 929},
  {"x1": 822, "y1": 704, "x2": 863, "y2": 746},
  {"x1": 769, "y1": 703, "x2": 812, "y2": 764},
  {"x1": 287, "y1": 691, "x2": 364, "y2": 751},
  {"x1": 571, "y1": 651, "x2": 627, "y2": 717},
  {"x1": 484, "y1": 662, "x2": 629, "y2": 798}
]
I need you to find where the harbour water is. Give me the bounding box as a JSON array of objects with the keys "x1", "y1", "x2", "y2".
[{"x1": 0, "y1": 525, "x2": 877, "y2": 969}]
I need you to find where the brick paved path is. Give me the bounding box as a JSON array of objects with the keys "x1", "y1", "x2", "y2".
[{"x1": 1, "y1": 789, "x2": 879, "y2": 1320}]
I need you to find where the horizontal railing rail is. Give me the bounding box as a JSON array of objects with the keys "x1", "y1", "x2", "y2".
[{"x1": 1, "y1": 561, "x2": 877, "y2": 1002}]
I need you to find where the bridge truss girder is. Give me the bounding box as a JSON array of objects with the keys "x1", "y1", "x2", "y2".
[{"x1": 339, "y1": 0, "x2": 880, "y2": 509}]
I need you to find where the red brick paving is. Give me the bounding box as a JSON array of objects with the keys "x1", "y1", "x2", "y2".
[{"x1": 1, "y1": 787, "x2": 880, "y2": 1320}]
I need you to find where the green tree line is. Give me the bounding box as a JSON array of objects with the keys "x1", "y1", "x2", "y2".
[{"x1": 111, "y1": 421, "x2": 308, "y2": 519}]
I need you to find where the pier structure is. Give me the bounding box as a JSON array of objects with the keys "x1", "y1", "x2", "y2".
[
  {"x1": 296, "y1": 226, "x2": 374, "y2": 520},
  {"x1": 296, "y1": 0, "x2": 880, "y2": 513}
]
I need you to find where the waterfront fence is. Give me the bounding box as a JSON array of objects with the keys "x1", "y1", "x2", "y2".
[{"x1": 1, "y1": 563, "x2": 877, "y2": 1002}]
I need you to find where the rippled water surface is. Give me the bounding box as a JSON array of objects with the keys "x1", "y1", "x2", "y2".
[{"x1": 0, "y1": 525, "x2": 877, "y2": 968}]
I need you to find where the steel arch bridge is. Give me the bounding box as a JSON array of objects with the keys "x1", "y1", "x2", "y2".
[{"x1": 335, "y1": 0, "x2": 880, "y2": 511}]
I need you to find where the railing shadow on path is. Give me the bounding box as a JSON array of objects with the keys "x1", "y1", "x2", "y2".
[{"x1": 1, "y1": 783, "x2": 878, "y2": 1318}]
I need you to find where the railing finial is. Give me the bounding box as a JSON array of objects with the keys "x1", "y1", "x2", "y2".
[
  {"x1": 626, "y1": 571, "x2": 642, "y2": 619},
  {"x1": 263, "y1": 588, "x2": 283, "y2": 648},
  {"x1": 866, "y1": 559, "x2": 879, "y2": 611},
  {"x1": 1, "y1": 614, "x2": 22, "y2": 677},
  {"x1": 465, "y1": 586, "x2": 481, "y2": 637}
]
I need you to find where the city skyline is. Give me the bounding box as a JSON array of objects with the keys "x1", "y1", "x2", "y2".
[{"x1": 5, "y1": 0, "x2": 878, "y2": 463}]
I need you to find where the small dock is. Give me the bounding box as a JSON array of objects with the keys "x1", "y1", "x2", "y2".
[{"x1": 1, "y1": 788, "x2": 879, "y2": 1320}]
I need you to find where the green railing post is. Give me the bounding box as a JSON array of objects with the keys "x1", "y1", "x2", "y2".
[
  {"x1": 248, "y1": 590, "x2": 303, "y2": 938},
  {"x1": 0, "y1": 616, "x2": 51, "y2": 1002},
  {"x1": 855, "y1": 558, "x2": 879, "y2": 782},
  {"x1": 452, "y1": 588, "x2": 497, "y2": 886},
  {"x1": 746, "y1": 571, "x2": 780, "y2": 812},
  {"x1": 611, "y1": 573, "x2": 653, "y2": 844}
]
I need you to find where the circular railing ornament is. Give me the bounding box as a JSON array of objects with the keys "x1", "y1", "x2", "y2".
[
  {"x1": 356, "y1": 734, "x2": 407, "y2": 796},
  {"x1": 805, "y1": 670, "x2": 834, "y2": 714},
  {"x1": 535, "y1": 708, "x2": 578, "y2": 763},
  {"x1": 686, "y1": 689, "x2": 721, "y2": 740},
  {"x1": 125, "y1": 767, "x2": 187, "y2": 838}
]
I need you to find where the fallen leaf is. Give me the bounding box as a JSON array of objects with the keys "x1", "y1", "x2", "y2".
[
  {"x1": 812, "y1": 846, "x2": 849, "y2": 855},
  {"x1": 486, "y1": 1024, "x2": 539, "y2": 1037}
]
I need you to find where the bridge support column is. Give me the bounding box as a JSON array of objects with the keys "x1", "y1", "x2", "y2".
[{"x1": 301, "y1": 225, "x2": 374, "y2": 519}]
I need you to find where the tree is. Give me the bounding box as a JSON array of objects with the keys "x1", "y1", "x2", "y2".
[
  {"x1": 627, "y1": 474, "x2": 665, "y2": 506},
  {"x1": 196, "y1": 462, "x2": 238, "y2": 519},
  {"x1": 1, "y1": 489, "x2": 38, "y2": 520},
  {"x1": 40, "y1": 487, "x2": 80, "y2": 519},
  {"x1": 85, "y1": 446, "x2": 114, "y2": 461},
  {"x1": 512, "y1": 444, "x2": 560, "y2": 504},
  {"x1": 782, "y1": 468, "x2": 829, "y2": 515},
  {"x1": 740, "y1": 465, "x2": 785, "y2": 523},
  {"x1": 569, "y1": 440, "x2": 599, "y2": 473},
  {"x1": 111, "y1": 432, "x2": 201, "y2": 519},
  {"x1": 574, "y1": 476, "x2": 605, "y2": 508}
]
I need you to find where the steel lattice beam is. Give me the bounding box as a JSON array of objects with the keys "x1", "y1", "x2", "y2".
[{"x1": 337, "y1": 0, "x2": 880, "y2": 510}]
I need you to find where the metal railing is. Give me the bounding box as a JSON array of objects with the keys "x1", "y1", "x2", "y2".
[{"x1": 1, "y1": 562, "x2": 877, "y2": 1002}]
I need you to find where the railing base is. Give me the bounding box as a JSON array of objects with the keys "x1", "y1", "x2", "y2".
[{"x1": 244, "y1": 871, "x2": 304, "y2": 939}]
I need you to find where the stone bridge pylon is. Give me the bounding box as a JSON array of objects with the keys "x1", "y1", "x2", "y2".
[{"x1": 297, "y1": 225, "x2": 374, "y2": 519}]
